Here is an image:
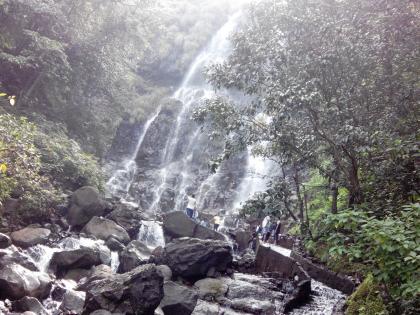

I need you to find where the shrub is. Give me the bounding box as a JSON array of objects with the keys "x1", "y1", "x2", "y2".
[
  {"x1": 34, "y1": 122, "x2": 105, "y2": 192},
  {"x1": 346, "y1": 274, "x2": 388, "y2": 315}
]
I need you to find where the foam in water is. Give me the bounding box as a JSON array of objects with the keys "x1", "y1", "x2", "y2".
[{"x1": 138, "y1": 220, "x2": 165, "y2": 249}]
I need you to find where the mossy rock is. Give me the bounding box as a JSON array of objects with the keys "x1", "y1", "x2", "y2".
[{"x1": 346, "y1": 274, "x2": 388, "y2": 315}]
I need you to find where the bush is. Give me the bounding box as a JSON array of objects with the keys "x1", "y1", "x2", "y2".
[
  {"x1": 34, "y1": 122, "x2": 105, "y2": 192},
  {"x1": 346, "y1": 274, "x2": 388, "y2": 315},
  {"x1": 314, "y1": 203, "x2": 420, "y2": 311}
]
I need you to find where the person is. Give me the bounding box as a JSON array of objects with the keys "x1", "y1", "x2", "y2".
[
  {"x1": 185, "y1": 194, "x2": 197, "y2": 219},
  {"x1": 213, "y1": 214, "x2": 221, "y2": 231},
  {"x1": 274, "y1": 220, "x2": 282, "y2": 243},
  {"x1": 261, "y1": 215, "x2": 271, "y2": 242}
]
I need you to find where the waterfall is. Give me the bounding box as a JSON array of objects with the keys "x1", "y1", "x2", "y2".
[
  {"x1": 106, "y1": 106, "x2": 161, "y2": 202},
  {"x1": 147, "y1": 12, "x2": 243, "y2": 213},
  {"x1": 106, "y1": 11, "x2": 275, "y2": 215},
  {"x1": 138, "y1": 220, "x2": 165, "y2": 249}
]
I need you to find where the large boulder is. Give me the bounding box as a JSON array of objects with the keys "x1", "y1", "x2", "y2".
[
  {"x1": 0, "y1": 263, "x2": 52, "y2": 300},
  {"x1": 50, "y1": 247, "x2": 104, "y2": 274},
  {"x1": 82, "y1": 264, "x2": 164, "y2": 315},
  {"x1": 59, "y1": 290, "x2": 86, "y2": 314},
  {"x1": 118, "y1": 240, "x2": 151, "y2": 273},
  {"x1": 163, "y1": 212, "x2": 225, "y2": 242},
  {"x1": 160, "y1": 238, "x2": 232, "y2": 281},
  {"x1": 234, "y1": 229, "x2": 251, "y2": 252},
  {"x1": 0, "y1": 232, "x2": 11, "y2": 249},
  {"x1": 160, "y1": 281, "x2": 198, "y2": 315},
  {"x1": 10, "y1": 227, "x2": 50, "y2": 248},
  {"x1": 11, "y1": 296, "x2": 48, "y2": 315},
  {"x1": 67, "y1": 186, "x2": 108, "y2": 227},
  {"x1": 82, "y1": 216, "x2": 130, "y2": 244},
  {"x1": 0, "y1": 249, "x2": 39, "y2": 271},
  {"x1": 106, "y1": 204, "x2": 143, "y2": 238},
  {"x1": 194, "y1": 278, "x2": 229, "y2": 300}
]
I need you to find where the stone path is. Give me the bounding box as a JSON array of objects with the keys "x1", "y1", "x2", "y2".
[{"x1": 260, "y1": 242, "x2": 292, "y2": 257}]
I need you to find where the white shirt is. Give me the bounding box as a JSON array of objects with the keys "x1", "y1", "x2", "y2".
[
  {"x1": 262, "y1": 216, "x2": 271, "y2": 228},
  {"x1": 187, "y1": 196, "x2": 197, "y2": 209}
]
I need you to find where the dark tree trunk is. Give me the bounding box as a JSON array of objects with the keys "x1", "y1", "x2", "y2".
[{"x1": 331, "y1": 183, "x2": 338, "y2": 214}]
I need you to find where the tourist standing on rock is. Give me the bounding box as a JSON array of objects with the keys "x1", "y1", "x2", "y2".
[
  {"x1": 186, "y1": 194, "x2": 197, "y2": 219},
  {"x1": 261, "y1": 215, "x2": 271, "y2": 242},
  {"x1": 213, "y1": 214, "x2": 221, "y2": 231}
]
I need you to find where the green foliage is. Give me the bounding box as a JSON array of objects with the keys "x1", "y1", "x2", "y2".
[
  {"x1": 0, "y1": 113, "x2": 61, "y2": 219},
  {"x1": 317, "y1": 204, "x2": 420, "y2": 300},
  {"x1": 34, "y1": 121, "x2": 105, "y2": 192},
  {"x1": 346, "y1": 274, "x2": 388, "y2": 315}
]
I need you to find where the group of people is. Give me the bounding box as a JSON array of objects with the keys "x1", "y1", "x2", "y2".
[
  {"x1": 256, "y1": 215, "x2": 281, "y2": 243},
  {"x1": 185, "y1": 193, "x2": 222, "y2": 231}
]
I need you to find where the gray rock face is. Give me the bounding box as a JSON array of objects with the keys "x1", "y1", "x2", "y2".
[
  {"x1": 0, "y1": 263, "x2": 52, "y2": 300},
  {"x1": 0, "y1": 250, "x2": 39, "y2": 271},
  {"x1": 118, "y1": 240, "x2": 151, "y2": 273},
  {"x1": 11, "y1": 296, "x2": 49, "y2": 315},
  {"x1": 82, "y1": 264, "x2": 164, "y2": 315},
  {"x1": 105, "y1": 236, "x2": 125, "y2": 251},
  {"x1": 156, "y1": 265, "x2": 172, "y2": 282},
  {"x1": 106, "y1": 204, "x2": 143, "y2": 238},
  {"x1": 82, "y1": 216, "x2": 130, "y2": 244},
  {"x1": 68, "y1": 186, "x2": 107, "y2": 227},
  {"x1": 10, "y1": 227, "x2": 51, "y2": 248},
  {"x1": 60, "y1": 290, "x2": 86, "y2": 314},
  {"x1": 194, "y1": 278, "x2": 229, "y2": 300},
  {"x1": 50, "y1": 247, "x2": 103, "y2": 274},
  {"x1": 160, "y1": 281, "x2": 198, "y2": 315},
  {"x1": 160, "y1": 237, "x2": 232, "y2": 281},
  {"x1": 234, "y1": 230, "x2": 251, "y2": 252},
  {"x1": 163, "y1": 211, "x2": 225, "y2": 242},
  {"x1": 0, "y1": 232, "x2": 11, "y2": 249}
]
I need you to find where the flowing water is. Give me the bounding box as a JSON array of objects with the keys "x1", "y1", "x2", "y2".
[
  {"x1": 106, "y1": 11, "x2": 275, "y2": 216},
  {"x1": 138, "y1": 220, "x2": 165, "y2": 249},
  {"x1": 106, "y1": 106, "x2": 162, "y2": 202}
]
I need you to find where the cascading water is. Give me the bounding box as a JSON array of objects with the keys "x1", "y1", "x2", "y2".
[
  {"x1": 106, "y1": 106, "x2": 161, "y2": 203},
  {"x1": 106, "y1": 11, "x2": 274, "y2": 216},
  {"x1": 147, "y1": 12, "x2": 250, "y2": 214}
]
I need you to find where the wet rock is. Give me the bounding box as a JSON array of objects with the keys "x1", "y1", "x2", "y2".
[
  {"x1": 50, "y1": 247, "x2": 103, "y2": 274},
  {"x1": 230, "y1": 298, "x2": 276, "y2": 314},
  {"x1": 64, "y1": 268, "x2": 92, "y2": 282},
  {"x1": 60, "y1": 290, "x2": 86, "y2": 314},
  {"x1": 163, "y1": 211, "x2": 225, "y2": 242},
  {"x1": 10, "y1": 227, "x2": 51, "y2": 248},
  {"x1": 0, "y1": 232, "x2": 11, "y2": 248},
  {"x1": 160, "y1": 237, "x2": 232, "y2": 281},
  {"x1": 0, "y1": 263, "x2": 52, "y2": 300},
  {"x1": 105, "y1": 236, "x2": 125, "y2": 251},
  {"x1": 255, "y1": 245, "x2": 309, "y2": 281},
  {"x1": 82, "y1": 264, "x2": 164, "y2": 315},
  {"x1": 82, "y1": 216, "x2": 130, "y2": 244},
  {"x1": 233, "y1": 250, "x2": 256, "y2": 273},
  {"x1": 67, "y1": 186, "x2": 107, "y2": 227},
  {"x1": 106, "y1": 204, "x2": 143, "y2": 239},
  {"x1": 160, "y1": 281, "x2": 198, "y2": 315},
  {"x1": 118, "y1": 240, "x2": 151, "y2": 273},
  {"x1": 89, "y1": 310, "x2": 113, "y2": 315},
  {"x1": 234, "y1": 229, "x2": 251, "y2": 252},
  {"x1": 0, "y1": 249, "x2": 39, "y2": 271},
  {"x1": 78, "y1": 264, "x2": 113, "y2": 291},
  {"x1": 191, "y1": 300, "x2": 220, "y2": 315},
  {"x1": 11, "y1": 296, "x2": 48, "y2": 315},
  {"x1": 194, "y1": 278, "x2": 228, "y2": 300},
  {"x1": 156, "y1": 265, "x2": 172, "y2": 281},
  {"x1": 283, "y1": 279, "x2": 312, "y2": 313}
]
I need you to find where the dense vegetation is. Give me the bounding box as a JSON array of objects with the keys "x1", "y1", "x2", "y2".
[{"x1": 195, "y1": 0, "x2": 419, "y2": 313}]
